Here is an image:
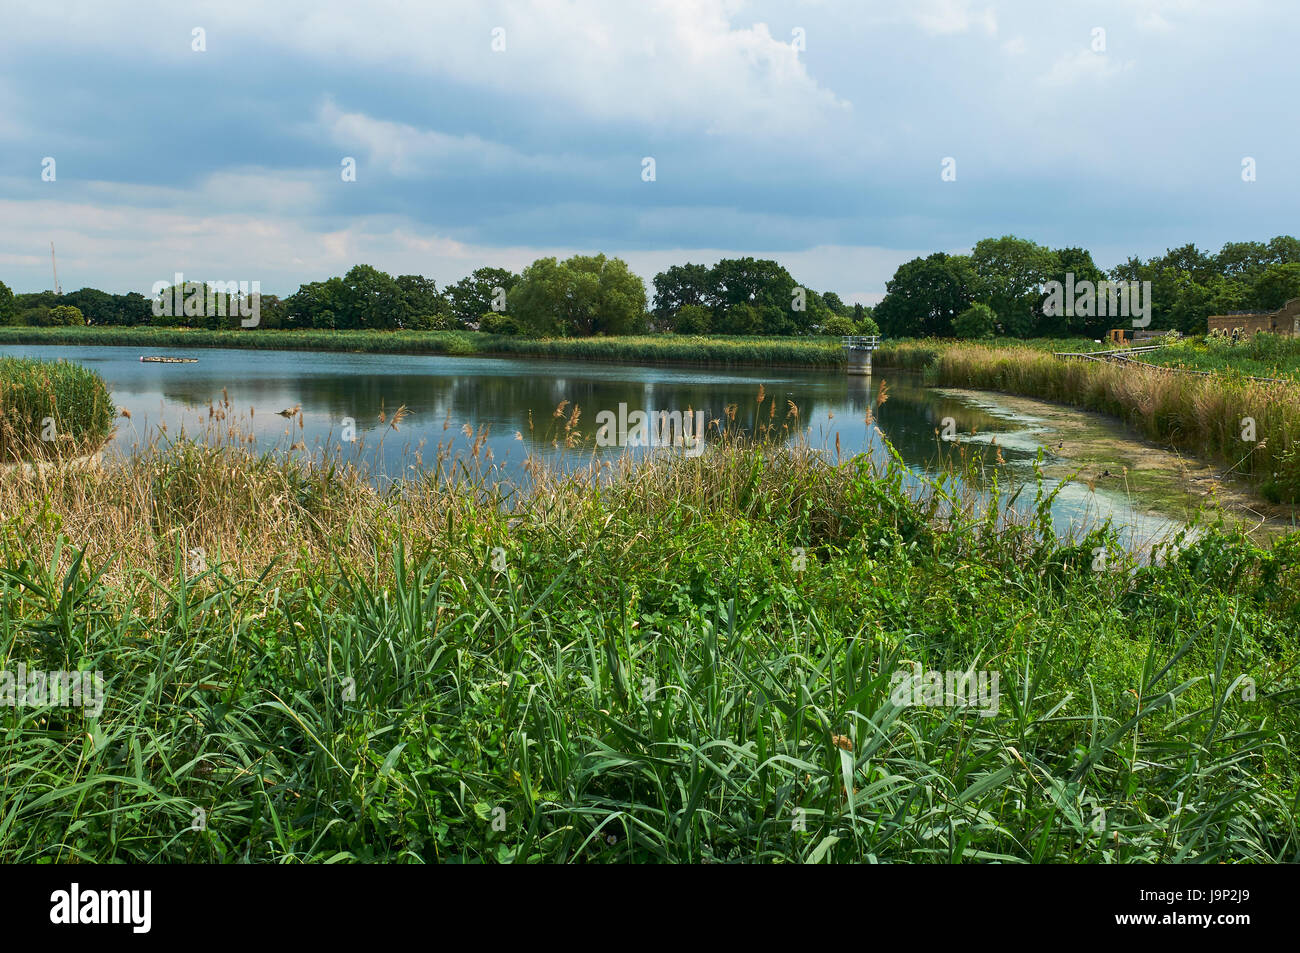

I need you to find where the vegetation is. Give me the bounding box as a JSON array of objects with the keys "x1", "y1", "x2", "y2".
[
  {"x1": 0, "y1": 357, "x2": 113, "y2": 461},
  {"x1": 927, "y1": 343, "x2": 1300, "y2": 502},
  {"x1": 0, "y1": 421, "x2": 1297, "y2": 863},
  {"x1": 874, "y1": 235, "x2": 1300, "y2": 339},
  {"x1": 7, "y1": 234, "x2": 1297, "y2": 346},
  {"x1": 952, "y1": 303, "x2": 996, "y2": 340},
  {"x1": 1139, "y1": 331, "x2": 1300, "y2": 382},
  {"x1": 0, "y1": 326, "x2": 848, "y2": 368}
]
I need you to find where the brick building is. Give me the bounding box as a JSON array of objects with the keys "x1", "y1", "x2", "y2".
[{"x1": 1207, "y1": 298, "x2": 1300, "y2": 336}]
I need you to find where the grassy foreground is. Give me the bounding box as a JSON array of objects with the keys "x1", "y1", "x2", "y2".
[
  {"x1": 0, "y1": 326, "x2": 846, "y2": 368},
  {"x1": 1, "y1": 433, "x2": 1297, "y2": 863}
]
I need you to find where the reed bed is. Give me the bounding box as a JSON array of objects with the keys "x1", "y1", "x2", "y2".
[
  {"x1": 0, "y1": 356, "x2": 113, "y2": 461},
  {"x1": 0, "y1": 420, "x2": 1297, "y2": 863}
]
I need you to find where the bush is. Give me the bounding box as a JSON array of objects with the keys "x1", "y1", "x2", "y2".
[
  {"x1": 0, "y1": 357, "x2": 114, "y2": 460},
  {"x1": 856, "y1": 313, "x2": 881, "y2": 336},
  {"x1": 49, "y1": 305, "x2": 86, "y2": 326},
  {"x1": 673, "y1": 304, "x2": 711, "y2": 335},
  {"x1": 822, "y1": 315, "x2": 857, "y2": 336},
  {"x1": 952, "y1": 303, "x2": 996, "y2": 339},
  {"x1": 479, "y1": 312, "x2": 522, "y2": 336}
]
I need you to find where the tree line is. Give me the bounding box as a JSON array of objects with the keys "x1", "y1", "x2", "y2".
[
  {"x1": 0, "y1": 255, "x2": 872, "y2": 337},
  {"x1": 874, "y1": 235, "x2": 1300, "y2": 339},
  {"x1": 3, "y1": 235, "x2": 1296, "y2": 339}
]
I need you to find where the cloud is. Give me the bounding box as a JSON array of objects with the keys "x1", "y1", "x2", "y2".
[
  {"x1": 1040, "y1": 49, "x2": 1135, "y2": 87},
  {"x1": 910, "y1": 0, "x2": 997, "y2": 36},
  {"x1": 3, "y1": 0, "x2": 851, "y2": 138}
]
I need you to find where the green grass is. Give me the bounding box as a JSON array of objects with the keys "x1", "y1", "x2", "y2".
[
  {"x1": 1139, "y1": 333, "x2": 1300, "y2": 382},
  {"x1": 0, "y1": 434, "x2": 1297, "y2": 862},
  {"x1": 0, "y1": 356, "x2": 114, "y2": 461},
  {"x1": 0, "y1": 326, "x2": 847, "y2": 368},
  {"x1": 875, "y1": 337, "x2": 1107, "y2": 371}
]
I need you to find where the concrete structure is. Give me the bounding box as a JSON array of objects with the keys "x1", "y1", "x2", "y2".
[
  {"x1": 842, "y1": 335, "x2": 879, "y2": 375},
  {"x1": 1207, "y1": 298, "x2": 1300, "y2": 336}
]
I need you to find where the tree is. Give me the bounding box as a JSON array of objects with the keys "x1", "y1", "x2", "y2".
[
  {"x1": 874, "y1": 253, "x2": 976, "y2": 337},
  {"x1": 285, "y1": 277, "x2": 346, "y2": 329},
  {"x1": 653, "y1": 263, "x2": 711, "y2": 322},
  {"x1": 394, "y1": 274, "x2": 448, "y2": 328},
  {"x1": 822, "y1": 291, "x2": 851, "y2": 317},
  {"x1": 1043, "y1": 247, "x2": 1107, "y2": 337},
  {"x1": 707, "y1": 257, "x2": 802, "y2": 334},
  {"x1": 447, "y1": 267, "x2": 519, "y2": 327},
  {"x1": 511, "y1": 254, "x2": 646, "y2": 336},
  {"x1": 970, "y1": 236, "x2": 1058, "y2": 337},
  {"x1": 1252, "y1": 263, "x2": 1300, "y2": 311},
  {"x1": 952, "y1": 303, "x2": 995, "y2": 339},
  {"x1": 0, "y1": 280, "x2": 14, "y2": 325},
  {"x1": 338, "y1": 265, "x2": 404, "y2": 329}
]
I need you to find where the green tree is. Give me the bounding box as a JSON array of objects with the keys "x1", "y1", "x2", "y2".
[
  {"x1": 447, "y1": 267, "x2": 519, "y2": 327},
  {"x1": 874, "y1": 253, "x2": 976, "y2": 337},
  {"x1": 0, "y1": 280, "x2": 14, "y2": 326},
  {"x1": 653, "y1": 263, "x2": 712, "y2": 323},
  {"x1": 1252, "y1": 263, "x2": 1300, "y2": 311},
  {"x1": 285, "y1": 277, "x2": 347, "y2": 329},
  {"x1": 338, "y1": 264, "x2": 404, "y2": 329},
  {"x1": 1043, "y1": 247, "x2": 1107, "y2": 337},
  {"x1": 970, "y1": 236, "x2": 1058, "y2": 337},
  {"x1": 511, "y1": 254, "x2": 646, "y2": 336},
  {"x1": 707, "y1": 257, "x2": 802, "y2": 334}
]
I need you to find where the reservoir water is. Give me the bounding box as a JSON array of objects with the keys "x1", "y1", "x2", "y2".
[{"x1": 2, "y1": 343, "x2": 1199, "y2": 547}]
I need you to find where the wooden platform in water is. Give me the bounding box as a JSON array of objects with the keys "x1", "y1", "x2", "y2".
[{"x1": 140, "y1": 356, "x2": 198, "y2": 364}]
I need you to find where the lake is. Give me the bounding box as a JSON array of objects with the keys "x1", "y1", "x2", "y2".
[{"x1": 2, "y1": 343, "x2": 1188, "y2": 547}]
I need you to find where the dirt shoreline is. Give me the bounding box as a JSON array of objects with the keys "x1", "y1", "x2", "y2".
[{"x1": 938, "y1": 387, "x2": 1294, "y2": 539}]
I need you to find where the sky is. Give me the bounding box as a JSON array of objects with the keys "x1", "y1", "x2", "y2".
[{"x1": 1, "y1": 0, "x2": 1297, "y2": 304}]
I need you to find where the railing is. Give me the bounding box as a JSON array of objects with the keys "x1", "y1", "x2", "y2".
[{"x1": 841, "y1": 335, "x2": 880, "y2": 349}]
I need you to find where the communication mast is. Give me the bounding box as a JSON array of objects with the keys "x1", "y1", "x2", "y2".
[{"x1": 50, "y1": 241, "x2": 62, "y2": 295}]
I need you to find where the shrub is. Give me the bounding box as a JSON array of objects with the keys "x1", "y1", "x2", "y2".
[
  {"x1": 822, "y1": 315, "x2": 857, "y2": 336},
  {"x1": 952, "y1": 303, "x2": 996, "y2": 339},
  {"x1": 479, "y1": 312, "x2": 522, "y2": 336},
  {"x1": 49, "y1": 304, "x2": 86, "y2": 326},
  {"x1": 673, "y1": 304, "x2": 711, "y2": 335},
  {"x1": 0, "y1": 357, "x2": 114, "y2": 460},
  {"x1": 856, "y1": 313, "x2": 881, "y2": 336}
]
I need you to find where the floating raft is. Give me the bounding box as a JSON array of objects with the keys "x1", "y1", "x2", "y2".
[{"x1": 140, "y1": 356, "x2": 198, "y2": 364}]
